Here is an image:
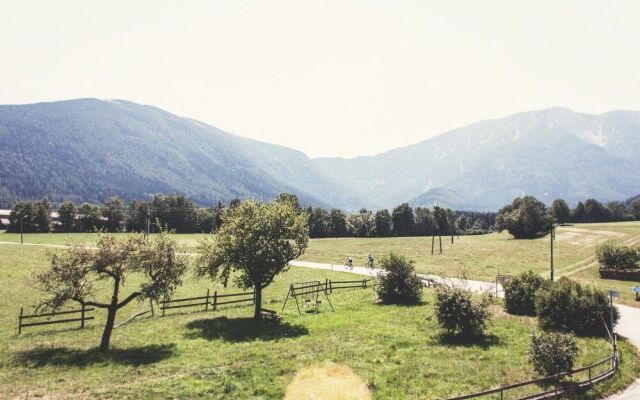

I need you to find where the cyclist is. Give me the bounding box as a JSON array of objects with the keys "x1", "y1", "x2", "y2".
[
  {"x1": 345, "y1": 256, "x2": 353, "y2": 270},
  {"x1": 367, "y1": 254, "x2": 375, "y2": 269}
]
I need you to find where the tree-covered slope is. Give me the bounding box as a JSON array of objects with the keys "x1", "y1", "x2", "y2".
[{"x1": 0, "y1": 99, "x2": 363, "y2": 208}]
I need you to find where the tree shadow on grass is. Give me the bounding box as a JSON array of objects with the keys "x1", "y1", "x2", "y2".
[
  {"x1": 184, "y1": 316, "x2": 309, "y2": 342},
  {"x1": 430, "y1": 332, "x2": 503, "y2": 349},
  {"x1": 16, "y1": 343, "x2": 176, "y2": 368}
]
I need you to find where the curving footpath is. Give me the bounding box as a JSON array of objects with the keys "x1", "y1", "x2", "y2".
[{"x1": 288, "y1": 260, "x2": 640, "y2": 400}]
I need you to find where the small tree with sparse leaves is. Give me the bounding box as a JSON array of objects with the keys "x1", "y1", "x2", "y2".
[{"x1": 35, "y1": 232, "x2": 188, "y2": 351}]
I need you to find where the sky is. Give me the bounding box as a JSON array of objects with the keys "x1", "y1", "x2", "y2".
[{"x1": 1, "y1": 1, "x2": 639, "y2": 158}]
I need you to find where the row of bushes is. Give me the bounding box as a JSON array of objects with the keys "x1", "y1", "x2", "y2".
[
  {"x1": 504, "y1": 272, "x2": 618, "y2": 336},
  {"x1": 376, "y1": 259, "x2": 616, "y2": 377}
]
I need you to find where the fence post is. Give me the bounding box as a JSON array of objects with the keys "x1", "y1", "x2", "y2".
[
  {"x1": 500, "y1": 388, "x2": 503, "y2": 400},
  {"x1": 253, "y1": 289, "x2": 256, "y2": 305},
  {"x1": 205, "y1": 289, "x2": 210, "y2": 311},
  {"x1": 329, "y1": 279, "x2": 332, "y2": 294},
  {"x1": 588, "y1": 365, "x2": 591, "y2": 381},
  {"x1": 325, "y1": 278, "x2": 328, "y2": 292},
  {"x1": 162, "y1": 297, "x2": 166, "y2": 317},
  {"x1": 18, "y1": 307, "x2": 23, "y2": 335},
  {"x1": 80, "y1": 303, "x2": 85, "y2": 328},
  {"x1": 213, "y1": 290, "x2": 218, "y2": 311},
  {"x1": 150, "y1": 301, "x2": 155, "y2": 317},
  {"x1": 362, "y1": 279, "x2": 366, "y2": 288}
]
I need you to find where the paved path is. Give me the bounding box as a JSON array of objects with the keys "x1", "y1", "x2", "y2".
[{"x1": 289, "y1": 260, "x2": 640, "y2": 400}]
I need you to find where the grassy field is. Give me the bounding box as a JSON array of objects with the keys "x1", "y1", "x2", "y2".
[
  {"x1": 2, "y1": 221, "x2": 640, "y2": 305},
  {"x1": 0, "y1": 243, "x2": 638, "y2": 399}
]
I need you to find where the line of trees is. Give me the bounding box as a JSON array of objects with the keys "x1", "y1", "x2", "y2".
[
  {"x1": 307, "y1": 204, "x2": 495, "y2": 238},
  {"x1": 6, "y1": 192, "x2": 638, "y2": 237},
  {"x1": 4, "y1": 194, "x2": 496, "y2": 237},
  {"x1": 550, "y1": 197, "x2": 640, "y2": 224}
]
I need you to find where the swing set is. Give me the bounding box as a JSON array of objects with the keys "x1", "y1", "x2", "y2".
[{"x1": 282, "y1": 280, "x2": 335, "y2": 315}]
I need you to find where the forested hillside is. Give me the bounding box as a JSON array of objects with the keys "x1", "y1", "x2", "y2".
[{"x1": 0, "y1": 99, "x2": 364, "y2": 208}]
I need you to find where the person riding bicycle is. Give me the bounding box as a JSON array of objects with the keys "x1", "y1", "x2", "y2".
[
  {"x1": 345, "y1": 256, "x2": 353, "y2": 269},
  {"x1": 367, "y1": 254, "x2": 375, "y2": 268}
]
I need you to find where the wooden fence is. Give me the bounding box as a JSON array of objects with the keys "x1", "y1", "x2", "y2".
[
  {"x1": 446, "y1": 336, "x2": 618, "y2": 400},
  {"x1": 326, "y1": 278, "x2": 372, "y2": 293},
  {"x1": 160, "y1": 289, "x2": 255, "y2": 316},
  {"x1": 18, "y1": 305, "x2": 94, "y2": 334}
]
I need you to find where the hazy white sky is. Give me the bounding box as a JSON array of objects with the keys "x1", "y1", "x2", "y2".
[{"x1": 1, "y1": 1, "x2": 639, "y2": 158}]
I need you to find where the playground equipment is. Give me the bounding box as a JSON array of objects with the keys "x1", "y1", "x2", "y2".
[{"x1": 282, "y1": 280, "x2": 335, "y2": 315}]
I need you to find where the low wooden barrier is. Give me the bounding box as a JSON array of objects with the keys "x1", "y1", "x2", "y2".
[
  {"x1": 327, "y1": 278, "x2": 372, "y2": 293},
  {"x1": 18, "y1": 305, "x2": 94, "y2": 334},
  {"x1": 446, "y1": 335, "x2": 618, "y2": 400},
  {"x1": 160, "y1": 289, "x2": 255, "y2": 316}
]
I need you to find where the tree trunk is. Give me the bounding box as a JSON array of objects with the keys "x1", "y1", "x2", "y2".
[
  {"x1": 253, "y1": 285, "x2": 262, "y2": 320},
  {"x1": 100, "y1": 306, "x2": 117, "y2": 351},
  {"x1": 100, "y1": 277, "x2": 120, "y2": 352}
]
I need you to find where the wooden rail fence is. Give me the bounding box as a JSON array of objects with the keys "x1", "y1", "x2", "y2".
[
  {"x1": 446, "y1": 335, "x2": 618, "y2": 400},
  {"x1": 18, "y1": 304, "x2": 94, "y2": 334},
  {"x1": 160, "y1": 289, "x2": 255, "y2": 316}
]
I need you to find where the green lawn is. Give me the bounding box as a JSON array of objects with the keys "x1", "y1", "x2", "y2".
[
  {"x1": 0, "y1": 243, "x2": 638, "y2": 399},
  {"x1": 2, "y1": 221, "x2": 640, "y2": 306}
]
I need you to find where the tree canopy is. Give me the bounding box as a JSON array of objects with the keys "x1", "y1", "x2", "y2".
[
  {"x1": 495, "y1": 196, "x2": 552, "y2": 239},
  {"x1": 195, "y1": 199, "x2": 309, "y2": 320}
]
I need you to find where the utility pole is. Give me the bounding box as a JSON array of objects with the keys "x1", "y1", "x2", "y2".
[{"x1": 550, "y1": 223, "x2": 556, "y2": 281}]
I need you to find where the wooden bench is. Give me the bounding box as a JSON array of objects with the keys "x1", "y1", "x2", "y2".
[{"x1": 260, "y1": 308, "x2": 282, "y2": 323}]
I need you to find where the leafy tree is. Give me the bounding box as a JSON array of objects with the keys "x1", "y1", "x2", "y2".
[
  {"x1": 196, "y1": 199, "x2": 308, "y2": 320},
  {"x1": 8, "y1": 201, "x2": 36, "y2": 233},
  {"x1": 308, "y1": 207, "x2": 329, "y2": 238},
  {"x1": 392, "y1": 203, "x2": 415, "y2": 236},
  {"x1": 374, "y1": 209, "x2": 392, "y2": 237},
  {"x1": 572, "y1": 201, "x2": 586, "y2": 223},
  {"x1": 550, "y1": 199, "x2": 571, "y2": 224},
  {"x1": 347, "y1": 209, "x2": 375, "y2": 237},
  {"x1": 77, "y1": 203, "x2": 103, "y2": 232},
  {"x1": 528, "y1": 332, "x2": 579, "y2": 376},
  {"x1": 584, "y1": 198, "x2": 610, "y2": 222},
  {"x1": 432, "y1": 206, "x2": 449, "y2": 235},
  {"x1": 57, "y1": 201, "x2": 77, "y2": 232},
  {"x1": 628, "y1": 198, "x2": 640, "y2": 220},
  {"x1": 275, "y1": 192, "x2": 301, "y2": 211},
  {"x1": 375, "y1": 253, "x2": 423, "y2": 304},
  {"x1": 127, "y1": 200, "x2": 151, "y2": 232},
  {"x1": 33, "y1": 198, "x2": 52, "y2": 233},
  {"x1": 328, "y1": 208, "x2": 348, "y2": 237},
  {"x1": 102, "y1": 196, "x2": 126, "y2": 232},
  {"x1": 35, "y1": 232, "x2": 188, "y2": 351},
  {"x1": 606, "y1": 201, "x2": 629, "y2": 221},
  {"x1": 415, "y1": 207, "x2": 437, "y2": 236},
  {"x1": 495, "y1": 196, "x2": 552, "y2": 239},
  {"x1": 504, "y1": 271, "x2": 545, "y2": 315}
]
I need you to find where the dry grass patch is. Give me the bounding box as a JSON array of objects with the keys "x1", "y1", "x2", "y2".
[{"x1": 285, "y1": 362, "x2": 371, "y2": 400}]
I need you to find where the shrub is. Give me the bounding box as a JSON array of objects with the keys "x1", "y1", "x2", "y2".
[
  {"x1": 434, "y1": 285, "x2": 491, "y2": 337},
  {"x1": 495, "y1": 196, "x2": 552, "y2": 239},
  {"x1": 504, "y1": 271, "x2": 545, "y2": 315},
  {"x1": 535, "y1": 277, "x2": 618, "y2": 336},
  {"x1": 528, "y1": 331, "x2": 579, "y2": 376},
  {"x1": 596, "y1": 240, "x2": 639, "y2": 270},
  {"x1": 376, "y1": 253, "x2": 423, "y2": 304}
]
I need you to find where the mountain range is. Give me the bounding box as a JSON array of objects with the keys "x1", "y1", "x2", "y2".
[{"x1": 1, "y1": 99, "x2": 639, "y2": 211}]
